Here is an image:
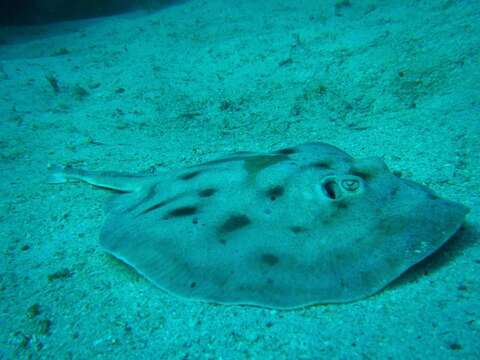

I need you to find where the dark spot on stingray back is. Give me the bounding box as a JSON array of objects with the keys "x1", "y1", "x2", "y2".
[
  {"x1": 275, "y1": 147, "x2": 296, "y2": 155},
  {"x1": 198, "y1": 188, "x2": 217, "y2": 197},
  {"x1": 312, "y1": 161, "x2": 332, "y2": 170},
  {"x1": 261, "y1": 253, "x2": 279, "y2": 266},
  {"x1": 219, "y1": 214, "x2": 251, "y2": 234},
  {"x1": 266, "y1": 185, "x2": 284, "y2": 201},
  {"x1": 135, "y1": 194, "x2": 180, "y2": 217},
  {"x1": 179, "y1": 170, "x2": 202, "y2": 181},
  {"x1": 333, "y1": 200, "x2": 349, "y2": 210},
  {"x1": 350, "y1": 170, "x2": 372, "y2": 181},
  {"x1": 164, "y1": 206, "x2": 198, "y2": 219},
  {"x1": 138, "y1": 200, "x2": 169, "y2": 216},
  {"x1": 290, "y1": 226, "x2": 307, "y2": 234}
]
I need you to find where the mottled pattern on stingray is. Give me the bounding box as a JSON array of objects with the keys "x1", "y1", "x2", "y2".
[{"x1": 50, "y1": 142, "x2": 468, "y2": 309}]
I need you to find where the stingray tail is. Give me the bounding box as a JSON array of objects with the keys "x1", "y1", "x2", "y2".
[{"x1": 47, "y1": 165, "x2": 151, "y2": 192}]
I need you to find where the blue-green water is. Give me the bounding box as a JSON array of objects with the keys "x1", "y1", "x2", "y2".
[{"x1": 0, "y1": 1, "x2": 479, "y2": 359}]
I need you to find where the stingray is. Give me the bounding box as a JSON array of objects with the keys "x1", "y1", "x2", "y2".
[{"x1": 49, "y1": 142, "x2": 468, "y2": 309}]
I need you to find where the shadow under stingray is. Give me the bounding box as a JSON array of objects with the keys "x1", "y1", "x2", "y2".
[{"x1": 389, "y1": 222, "x2": 478, "y2": 291}]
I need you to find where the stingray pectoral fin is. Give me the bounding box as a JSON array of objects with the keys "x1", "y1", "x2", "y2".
[{"x1": 47, "y1": 165, "x2": 152, "y2": 192}]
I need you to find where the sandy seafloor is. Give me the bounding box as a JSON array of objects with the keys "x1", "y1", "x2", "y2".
[{"x1": 0, "y1": 0, "x2": 479, "y2": 358}]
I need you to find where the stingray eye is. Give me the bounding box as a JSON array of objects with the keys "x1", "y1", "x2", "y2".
[
  {"x1": 319, "y1": 175, "x2": 364, "y2": 201},
  {"x1": 323, "y1": 180, "x2": 342, "y2": 200},
  {"x1": 341, "y1": 179, "x2": 360, "y2": 192}
]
